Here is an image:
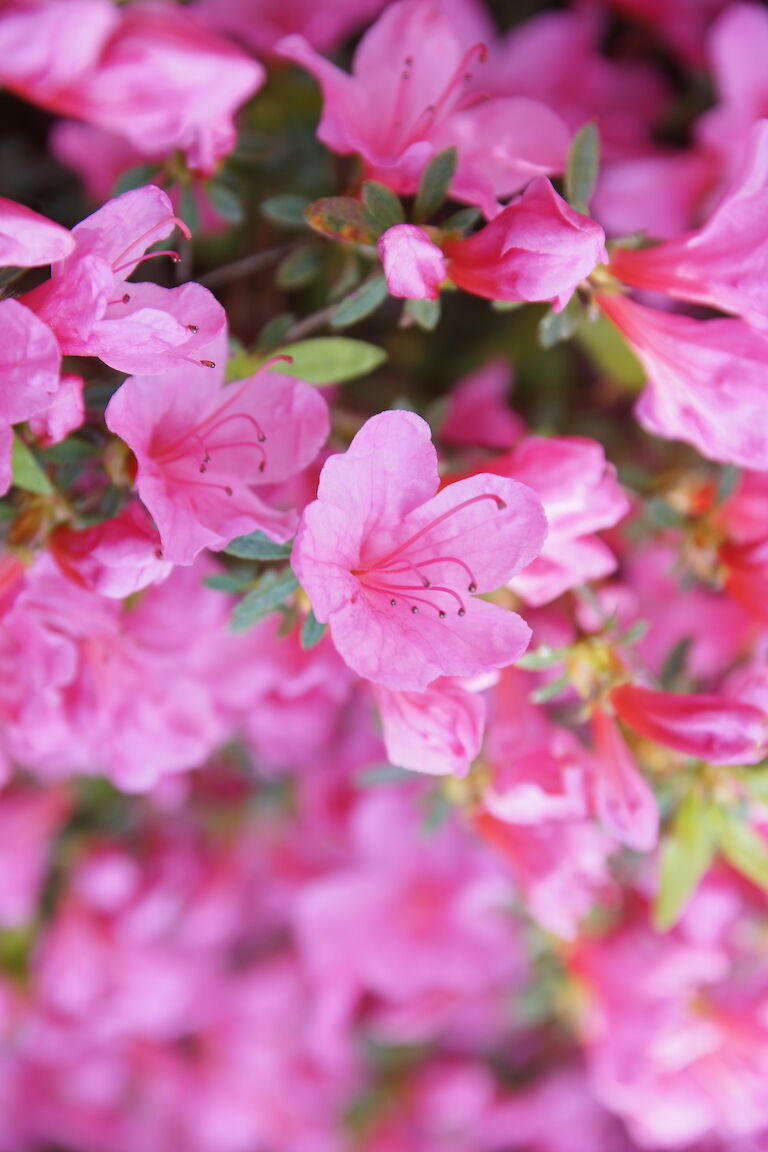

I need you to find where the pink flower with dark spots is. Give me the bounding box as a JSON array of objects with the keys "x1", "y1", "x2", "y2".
[{"x1": 291, "y1": 410, "x2": 547, "y2": 692}]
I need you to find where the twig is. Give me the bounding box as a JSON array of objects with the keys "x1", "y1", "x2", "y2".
[{"x1": 199, "y1": 243, "x2": 295, "y2": 288}]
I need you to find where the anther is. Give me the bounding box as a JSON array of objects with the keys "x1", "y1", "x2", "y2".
[
  {"x1": 390, "y1": 599, "x2": 397, "y2": 607},
  {"x1": 122, "y1": 293, "x2": 130, "y2": 303},
  {"x1": 411, "y1": 606, "x2": 419, "y2": 614},
  {"x1": 200, "y1": 360, "x2": 216, "y2": 368},
  {"x1": 439, "y1": 611, "x2": 446, "y2": 619},
  {"x1": 225, "y1": 486, "x2": 233, "y2": 496},
  {"x1": 458, "y1": 608, "x2": 466, "y2": 617},
  {"x1": 468, "y1": 582, "x2": 477, "y2": 592},
  {"x1": 187, "y1": 324, "x2": 199, "y2": 334}
]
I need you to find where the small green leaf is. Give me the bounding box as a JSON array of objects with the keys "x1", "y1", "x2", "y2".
[
  {"x1": 11, "y1": 435, "x2": 53, "y2": 495},
  {"x1": 355, "y1": 765, "x2": 414, "y2": 787},
  {"x1": 275, "y1": 245, "x2": 323, "y2": 289},
  {"x1": 300, "y1": 608, "x2": 326, "y2": 650},
  {"x1": 660, "y1": 637, "x2": 692, "y2": 690},
  {"x1": 715, "y1": 464, "x2": 740, "y2": 505},
  {"x1": 231, "y1": 568, "x2": 299, "y2": 632},
  {"x1": 538, "y1": 297, "x2": 581, "y2": 348},
  {"x1": 261, "y1": 194, "x2": 310, "y2": 229},
  {"x1": 112, "y1": 163, "x2": 161, "y2": 197},
  {"x1": 402, "y1": 297, "x2": 441, "y2": 331},
  {"x1": 43, "y1": 438, "x2": 96, "y2": 464},
  {"x1": 715, "y1": 812, "x2": 768, "y2": 892},
  {"x1": 203, "y1": 572, "x2": 255, "y2": 593},
  {"x1": 645, "y1": 498, "x2": 685, "y2": 529},
  {"x1": 332, "y1": 275, "x2": 389, "y2": 328},
  {"x1": 516, "y1": 645, "x2": 569, "y2": 671},
  {"x1": 224, "y1": 531, "x2": 292, "y2": 561},
  {"x1": 177, "y1": 183, "x2": 200, "y2": 234},
  {"x1": 257, "y1": 312, "x2": 296, "y2": 352},
  {"x1": 269, "y1": 337, "x2": 387, "y2": 384},
  {"x1": 529, "y1": 672, "x2": 570, "y2": 704},
  {"x1": 305, "y1": 196, "x2": 377, "y2": 244},
  {"x1": 616, "y1": 619, "x2": 649, "y2": 647},
  {"x1": 654, "y1": 790, "x2": 716, "y2": 930},
  {"x1": 565, "y1": 122, "x2": 600, "y2": 214},
  {"x1": 205, "y1": 181, "x2": 244, "y2": 225},
  {"x1": 442, "y1": 206, "x2": 481, "y2": 234},
  {"x1": 361, "y1": 181, "x2": 405, "y2": 234},
  {"x1": 414, "y1": 147, "x2": 457, "y2": 222}
]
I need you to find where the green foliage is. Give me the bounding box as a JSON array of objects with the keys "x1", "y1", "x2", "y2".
[
  {"x1": 413, "y1": 147, "x2": 458, "y2": 222},
  {"x1": 305, "y1": 196, "x2": 377, "y2": 244},
  {"x1": 654, "y1": 789, "x2": 716, "y2": 930},
  {"x1": 565, "y1": 122, "x2": 600, "y2": 214},
  {"x1": 270, "y1": 337, "x2": 387, "y2": 383},
  {"x1": 361, "y1": 181, "x2": 405, "y2": 234},
  {"x1": 403, "y1": 297, "x2": 441, "y2": 331},
  {"x1": 332, "y1": 276, "x2": 389, "y2": 328},
  {"x1": 224, "y1": 531, "x2": 292, "y2": 561},
  {"x1": 11, "y1": 435, "x2": 53, "y2": 495},
  {"x1": 230, "y1": 567, "x2": 299, "y2": 632},
  {"x1": 300, "y1": 608, "x2": 327, "y2": 650},
  {"x1": 261, "y1": 194, "x2": 311, "y2": 229},
  {"x1": 275, "y1": 245, "x2": 323, "y2": 289}
]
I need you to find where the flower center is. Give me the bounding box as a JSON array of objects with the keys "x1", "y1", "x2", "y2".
[
  {"x1": 388, "y1": 43, "x2": 488, "y2": 153},
  {"x1": 353, "y1": 492, "x2": 506, "y2": 618}
]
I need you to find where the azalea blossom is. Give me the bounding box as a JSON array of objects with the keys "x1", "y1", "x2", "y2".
[
  {"x1": 105, "y1": 332, "x2": 330, "y2": 565},
  {"x1": 292, "y1": 410, "x2": 547, "y2": 692},
  {"x1": 278, "y1": 0, "x2": 569, "y2": 217}
]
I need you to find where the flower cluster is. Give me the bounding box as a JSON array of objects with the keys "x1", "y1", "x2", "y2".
[{"x1": 2, "y1": 0, "x2": 768, "y2": 1148}]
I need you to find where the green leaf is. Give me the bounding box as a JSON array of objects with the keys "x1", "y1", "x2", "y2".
[
  {"x1": 275, "y1": 245, "x2": 323, "y2": 289},
  {"x1": 300, "y1": 608, "x2": 326, "y2": 650},
  {"x1": 261, "y1": 194, "x2": 310, "y2": 229},
  {"x1": 402, "y1": 297, "x2": 441, "y2": 331},
  {"x1": 538, "y1": 297, "x2": 581, "y2": 348},
  {"x1": 529, "y1": 672, "x2": 570, "y2": 704},
  {"x1": 565, "y1": 122, "x2": 600, "y2": 214},
  {"x1": 617, "y1": 619, "x2": 649, "y2": 647},
  {"x1": 575, "y1": 310, "x2": 645, "y2": 391},
  {"x1": 203, "y1": 572, "x2": 255, "y2": 593},
  {"x1": 111, "y1": 163, "x2": 161, "y2": 197},
  {"x1": 441, "y1": 206, "x2": 481, "y2": 234},
  {"x1": 305, "y1": 196, "x2": 377, "y2": 244},
  {"x1": 231, "y1": 568, "x2": 299, "y2": 632},
  {"x1": 269, "y1": 337, "x2": 387, "y2": 384},
  {"x1": 715, "y1": 464, "x2": 741, "y2": 505},
  {"x1": 645, "y1": 498, "x2": 685, "y2": 529},
  {"x1": 361, "y1": 181, "x2": 405, "y2": 234},
  {"x1": 205, "y1": 181, "x2": 244, "y2": 224},
  {"x1": 715, "y1": 812, "x2": 768, "y2": 892},
  {"x1": 414, "y1": 147, "x2": 457, "y2": 222},
  {"x1": 11, "y1": 435, "x2": 53, "y2": 495},
  {"x1": 332, "y1": 275, "x2": 389, "y2": 328},
  {"x1": 654, "y1": 790, "x2": 716, "y2": 930},
  {"x1": 660, "y1": 636, "x2": 692, "y2": 690},
  {"x1": 224, "y1": 530, "x2": 292, "y2": 561},
  {"x1": 516, "y1": 645, "x2": 569, "y2": 671},
  {"x1": 177, "y1": 182, "x2": 200, "y2": 234},
  {"x1": 43, "y1": 437, "x2": 96, "y2": 464},
  {"x1": 257, "y1": 312, "x2": 296, "y2": 352},
  {"x1": 355, "y1": 764, "x2": 415, "y2": 787}
]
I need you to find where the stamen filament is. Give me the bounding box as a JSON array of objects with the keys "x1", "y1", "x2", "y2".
[{"x1": 367, "y1": 492, "x2": 505, "y2": 570}]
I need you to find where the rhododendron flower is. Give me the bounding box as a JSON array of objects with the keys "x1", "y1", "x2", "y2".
[
  {"x1": 611, "y1": 120, "x2": 768, "y2": 329},
  {"x1": 292, "y1": 410, "x2": 547, "y2": 692},
  {"x1": 377, "y1": 224, "x2": 447, "y2": 299},
  {"x1": 106, "y1": 334, "x2": 330, "y2": 565},
  {"x1": 0, "y1": 196, "x2": 73, "y2": 267},
  {"x1": 27, "y1": 374, "x2": 84, "y2": 448},
  {"x1": 440, "y1": 358, "x2": 524, "y2": 451},
  {"x1": 48, "y1": 502, "x2": 173, "y2": 600},
  {"x1": 374, "y1": 676, "x2": 486, "y2": 777},
  {"x1": 23, "y1": 185, "x2": 226, "y2": 375},
  {"x1": 441, "y1": 178, "x2": 607, "y2": 309},
  {"x1": 278, "y1": 0, "x2": 569, "y2": 217},
  {"x1": 590, "y1": 706, "x2": 659, "y2": 852},
  {"x1": 488, "y1": 435, "x2": 629, "y2": 606},
  {"x1": 0, "y1": 0, "x2": 264, "y2": 174},
  {"x1": 611, "y1": 682, "x2": 768, "y2": 765},
  {"x1": 698, "y1": 2, "x2": 768, "y2": 172},
  {"x1": 597, "y1": 292, "x2": 768, "y2": 468},
  {"x1": 0, "y1": 786, "x2": 69, "y2": 928}
]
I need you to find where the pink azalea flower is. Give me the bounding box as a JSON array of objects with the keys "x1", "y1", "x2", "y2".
[
  {"x1": 0, "y1": 297, "x2": 61, "y2": 496},
  {"x1": 27, "y1": 373, "x2": 84, "y2": 448},
  {"x1": 590, "y1": 706, "x2": 659, "y2": 852},
  {"x1": 377, "y1": 224, "x2": 447, "y2": 299},
  {"x1": 597, "y1": 291, "x2": 768, "y2": 468},
  {"x1": 441, "y1": 178, "x2": 607, "y2": 309},
  {"x1": 292, "y1": 410, "x2": 547, "y2": 692},
  {"x1": 193, "y1": 0, "x2": 388, "y2": 57},
  {"x1": 23, "y1": 185, "x2": 226, "y2": 376},
  {"x1": 490, "y1": 435, "x2": 629, "y2": 606},
  {"x1": 48, "y1": 502, "x2": 173, "y2": 600},
  {"x1": 0, "y1": 195, "x2": 73, "y2": 267},
  {"x1": 278, "y1": 0, "x2": 569, "y2": 217},
  {"x1": 106, "y1": 334, "x2": 330, "y2": 565},
  {"x1": 440, "y1": 358, "x2": 524, "y2": 451},
  {"x1": 374, "y1": 676, "x2": 486, "y2": 777},
  {"x1": 0, "y1": 0, "x2": 264, "y2": 174},
  {"x1": 0, "y1": 786, "x2": 69, "y2": 929},
  {"x1": 611, "y1": 682, "x2": 768, "y2": 765},
  {"x1": 611, "y1": 120, "x2": 768, "y2": 330}
]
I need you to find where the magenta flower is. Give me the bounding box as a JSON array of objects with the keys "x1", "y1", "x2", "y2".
[
  {"x1": 377, "y1": 223, "x2": 447, "y2": 299},
  {"x1": 0, "y1": 298, "x2": 61, "y2": 496},
  {"x1": 0, "y1": 195, "x2": 73, "y2": 267},
  {"x1": 611, "y1": 120, "x2": 768, "y2": 330},
  {"x1": 374, "y1": 676, "x2": 486, "y2": 777},
  {"x1": 291, "y1": 410, "x2": 547, "y2": 692},
  {"x1": 23, "y1": 185, "x2": 225, "y2": 376},
  {"x1": 598, "y1": 291, "x2": 768, "y2": 468},
  {"x1": 105, "y1": 336, "x2": 330, "y2": 565},
  {"x1": 278, "y1": 0, "x2": 569, "y2": 217}
]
